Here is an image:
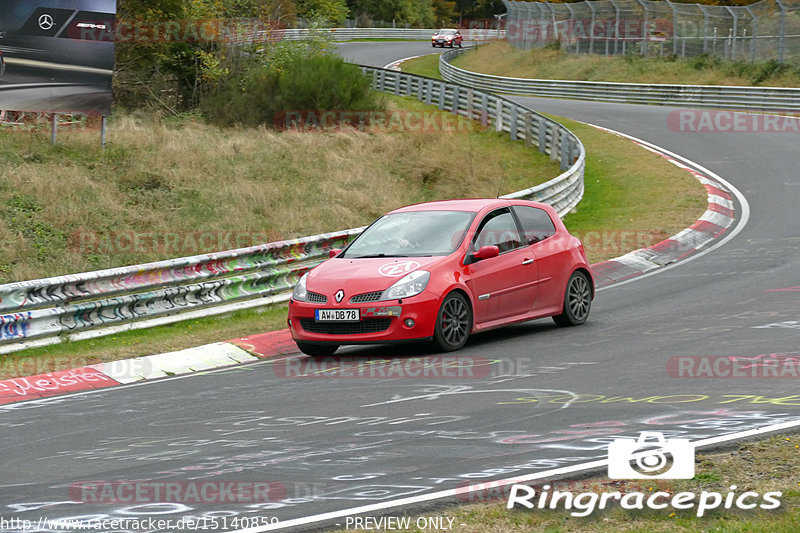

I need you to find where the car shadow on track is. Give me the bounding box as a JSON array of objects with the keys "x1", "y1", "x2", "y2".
[{"x1": 329, "y1": 319, "x2": 560, "y2": 359}]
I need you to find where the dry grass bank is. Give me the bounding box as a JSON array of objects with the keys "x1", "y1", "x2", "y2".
[{"x1": 0, "y1": 97, "x2": 560, "y2": 283}]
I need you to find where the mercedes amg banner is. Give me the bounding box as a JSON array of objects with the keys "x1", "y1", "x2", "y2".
[{"x1": 0, "y1": 1, "x2": 116, "y2": 115}]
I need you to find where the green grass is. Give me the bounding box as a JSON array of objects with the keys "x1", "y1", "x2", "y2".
[
  {"x1": 401, "y1": 53, "x2": 444, "y2": 79},
  {"x1": 451, "y1": 41, "x2": 800, "y2": 87}
]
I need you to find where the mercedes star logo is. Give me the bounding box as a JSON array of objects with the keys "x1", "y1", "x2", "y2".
[
  {"x1": 335, "y1": 290, "x2": 344, "y2": 303},
  {"x1": 38, "y1": 14, "x2": 55, "y2": 31}
]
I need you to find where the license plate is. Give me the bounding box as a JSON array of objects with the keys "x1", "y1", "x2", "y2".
[{"x1": 315, "y1": 309, "x2": 360, "y2": 322}]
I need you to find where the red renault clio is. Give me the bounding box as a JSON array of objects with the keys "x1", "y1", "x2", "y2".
[{"x1": 288, "y1": 199, "x2": 593, "y2": 356}]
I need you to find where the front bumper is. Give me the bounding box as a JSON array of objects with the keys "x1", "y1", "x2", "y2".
[{"x1": 288, "y1": 294, "x2": 440, "y2": 345}]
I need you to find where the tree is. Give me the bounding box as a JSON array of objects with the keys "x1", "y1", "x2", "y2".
[
  {"x1": 296, "y1": 0, "x2": 350, "y2": 24},
  {"x1": 433, "y1": 0, "x2": 457, "y2": 26}
]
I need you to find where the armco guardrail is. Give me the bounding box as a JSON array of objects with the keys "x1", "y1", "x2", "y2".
[
  {"x1": 274, "y1": 28, "x2": 504, "y2": 42},
  {"x1": 0, "y1": 66, "x2": 583, "y2": 352},
  {"x1": 440, "y1": 48, "x2": 800, "y2": 113}
]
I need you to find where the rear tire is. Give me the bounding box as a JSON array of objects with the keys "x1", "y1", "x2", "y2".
[
  {"x1": 296, "y1": 342, "x2": 339, "y2": 357},
  {"x1": 553, "y1": 271, "x2": 592, "y2": 327},
  {"x1": 433, "y1": 292, "x2": 472, "y2": 352}
]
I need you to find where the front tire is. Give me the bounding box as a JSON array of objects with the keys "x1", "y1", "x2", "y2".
[
  {"x1": 553, "y1": 271, "x2": 592, "y2": 327},
  {"x1": 433, "y1": 292, "x2": 472, "y2": 352},
  {"x1": 296, "y1": 342, "x2": 339, "y2": 357}
]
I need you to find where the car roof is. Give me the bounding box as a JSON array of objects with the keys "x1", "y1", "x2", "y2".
[{"x1": 389, "y1": 198, "x2": 512, "y2": 214}]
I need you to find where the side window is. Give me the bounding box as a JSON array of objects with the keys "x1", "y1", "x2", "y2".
[
  {"x1": 472, "y1": 209, "x2": 522, "y2": 253},
  {"x1": 512, "y1": 206, "x2": 557, "y2": 245}
]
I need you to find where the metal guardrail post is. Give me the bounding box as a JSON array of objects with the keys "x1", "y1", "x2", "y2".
[
  {"x1": 563, "y1": 3, "x2": 577, "y2": 53},
  {"x1": 481, "y1": 93, "x2": 488, "y2": 127},
  {"x1": 635, "y1": 0, "x2": 649, "y2": 56},
  {"x1": 609, "y1": 0, "x2": 621, "y2": 55},
  {"x1": 665, "y1": 0, "x2": 678, "y2": 57},
  {"x1": 560, "y1": 132, "x2": 570, "y2": 171},
  {"x1": 698, "y1": 5, "x2": 710, "y2": 55},
  {"x1": 725, "y1": 6, "x2": 738, "y2": 61},
  {"x1": 495, "y1": 98, "x2": 503, "y2": 133},
  {"x1": 452, "y1": 86, "x2": 460, "y2": 114},
  {"x1": 524, "y1": 112, "x2": 533, "y2": 148},
  {"x1": 746, "y1": 7, "x2": 757, "y2": 63},
  {"x1": 776, "y1": 0, "x2": 787, "y2": 64},
  {"x1": 550, "y1": 125, "x2": 559, "y2": 161},
  {"x1": 425, "y1": 79, "x2": 433, "y2": 105},
  {"x1": 538, "y1": 121, "x2": 547, "y2": 153},
  {"x1": 467, "y1": 89, "x2": 474, "y2": 120},
  {"x1": 438, "y1": 83, "x2": 446, "y2": 110},
  {"x1": 510, "y1": 106, "x2": 518, "y2": 140}
]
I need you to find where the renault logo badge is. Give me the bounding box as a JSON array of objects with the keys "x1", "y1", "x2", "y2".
[{"x1": 335, "y1": 290, "x2": 344, "y2": 303}]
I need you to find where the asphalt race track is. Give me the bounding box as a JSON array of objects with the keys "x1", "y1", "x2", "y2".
[{"x1": 1, "y1": 43, "x2": 798, "y2": 532}]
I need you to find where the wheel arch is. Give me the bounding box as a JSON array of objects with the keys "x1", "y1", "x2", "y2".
[{"x1": 573, "y1": 267, "x2": 595, "y2": 299}]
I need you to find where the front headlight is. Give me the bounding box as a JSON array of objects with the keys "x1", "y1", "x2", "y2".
[
  {"x1": 292, "y1": 272, "x2": 309, "y2": 302},
  {"x1": 380, "y1": 270, "x2": 430, "y2": 301}
]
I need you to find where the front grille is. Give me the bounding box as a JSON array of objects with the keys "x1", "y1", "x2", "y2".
[
  {"x1": 300, "y1": 318, "x2": 391, "y2": 335},
  {"x1": 349, "y1": 291, "x2": 383, "y2": 303},
  {"x1": 307, "y1": 291, "x2": 327, "y2": 303}
]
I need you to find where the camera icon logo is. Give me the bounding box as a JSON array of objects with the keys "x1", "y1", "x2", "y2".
[{"x1": 608, "y1": 431, "x2": 695, "y2": 479}]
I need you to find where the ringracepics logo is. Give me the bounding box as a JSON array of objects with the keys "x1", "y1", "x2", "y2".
[
  {"x1": 506, "y1": 431, "x2": 782, "y2": 517},
  {"x1": 607, "y1": 431, "x2": 694, "y2": 479}
]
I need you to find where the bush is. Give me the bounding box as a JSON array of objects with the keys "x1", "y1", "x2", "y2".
[{"x1": 201, "y1": 54, "x2": 385, "y2": 128}]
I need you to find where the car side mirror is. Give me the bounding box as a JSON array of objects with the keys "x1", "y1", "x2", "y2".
[
  {"x1": 329, "y1": 248, "x2": 342, "y2": 258},
  {"x1": 465, "y1": 245, "x2": 499, "y2": 265}
]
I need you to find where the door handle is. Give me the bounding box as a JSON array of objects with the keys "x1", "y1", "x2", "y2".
[{"x1": 522, "y1": 258, "x2": 534, "y2": 265}]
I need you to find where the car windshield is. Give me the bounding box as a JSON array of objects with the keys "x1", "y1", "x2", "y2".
[
  {"x1": 437, "y1": 30, "x2": 456, "y2": 36},
  {"x1": 341, "y1": 210, "x2": 475, "y2": 258}
]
